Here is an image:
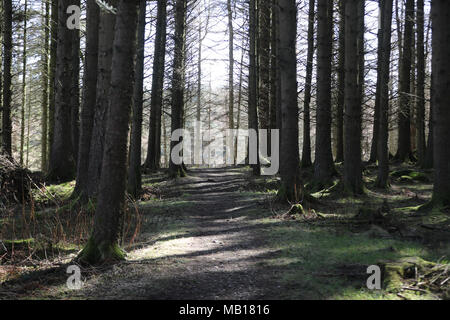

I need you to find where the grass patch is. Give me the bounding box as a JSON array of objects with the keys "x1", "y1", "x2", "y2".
[{"x1": 253, "y1": 215, "x2": 446, "y2": 299}]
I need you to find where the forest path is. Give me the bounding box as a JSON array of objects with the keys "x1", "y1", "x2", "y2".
[{"x1": 78, "y1": 167, "x2": 285, "y2": 299}]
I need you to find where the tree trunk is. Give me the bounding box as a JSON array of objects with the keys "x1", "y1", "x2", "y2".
[
  {"x1": 423, "y1": 71, "x2": 434, "y2": 169},
  {"x1": 269, "y1": 0, "x2": 278, "y2": 139},
  {"x1": 258, "y1": 0, "x2": 270, "y2": 132},
  {"x1": 87, "y1": 0, "x2": 117, "y2": 196},
  {"x1": 335, "y1": 0, "x2": 344, "y2": 163},
  {"x1": 376, "y1": 0, "x2": 393, "y2": 188},
  {"x1": 431, "y1": 0, "x2": 450, "y2": 207},
  {"x1": 127, "y1": 0, "x2": 146, "y2": 197},
  {"x1": 2, "y1": 0, "x2": 12, "y2": 156},
  {"x1": 73, "y1": 0, "x2": 100, "y2": 199},
  {"x1": 314, "y1": 0, "x2": 335, "y2": 187},
  {"x1": 48, "y1": 0, "x2": 77, "y2": 182},
  {"x1": 78, "y1": 0, "x2": 139, "y2": 265},
  {"x1": 169, "y1": 0, "x2": 187, "y2": 178},
  {"x1": 248, "y1": 0, "x2": 261, "y2": 176},
  {"x1": 41, "y1": 0, "x2": 50, "y2": 172},
  {"x1": 416, "y1": 0, "x2": 426, "y2": 166},
  {"x1": 369, "y1": 0, "x2": 385, "y2": 164},
  {"x1": 301, "y1": 0, "x2": 315, "y2": 168},
  {"x1": 145, "y1": 0, "x2": 167, "y2": 171},
  {"x1": 343, "y1": 0, "x2": 364, "y2": 194},
  {"x1": 48, "y1": 0, "x2": 58, "y2": 163},
  {"x1": 71, "y1": 0, "x2": 81, "y2": 163},
  {"x1": 278, "y1": 0, "x2": 303, "y2": 202},
  {"x1": 396, "y1": 0, "x2": 414, "y2": 162},
  {"x1": 227, "y1": 0, "x2": 234, "y2": 161},
  {"x1": 20, "y1": 0, "x2": 28, "y2": 166}
]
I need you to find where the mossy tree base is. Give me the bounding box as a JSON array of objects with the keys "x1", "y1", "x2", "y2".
[
  {"x1": 168, "y1": 167, "x2": 187, "y2": 179},
  {"x1": 418, "y1": 197, "x2": 450, "y2": 214},
  {"x1": 77, "y1": 237, "x2": 125, "y2": 266},
  {"x1": 381, "y1": 257, "x2": 436, "y2": 292}
]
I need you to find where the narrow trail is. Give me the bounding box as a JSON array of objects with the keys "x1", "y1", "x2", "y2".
[{"x1": 77, "y1": 168, "x2": 284, "y2": 299}]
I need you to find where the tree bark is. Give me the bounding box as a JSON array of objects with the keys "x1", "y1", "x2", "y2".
[
  {"x1": 248, "y1": 0, "x2": 261, "y2": 176},
  {"x1": 395, "y1": 0, "x2": 414, "y2": 162},
  {"x1": 88, "y1": 0, "x2": 117, "y2": 196},
  {"x1": 376, "y1": 0, "x2": 393, "y2": 188},
  {"x1": 169, "y1": 0, "x2": 187, "y2": 178},
  {"x1": 2, "y1": 0, "x2": 12, "y2": 156},
  {"x1": 335, "y1": 0, "x2": 344, "y2": 163},
  {"x1": 431, "y1": 0, "x2": 450, "y2": 206},
  {"x1": 127, "y1": 0, "x2": 146, "y2": 197},
  {"x1": 48, "y1": 0, "x2": 77, "y2": 182},
  {"x1": 314, "y1": 0, "x2": 335, "y2": 187},
  {"x1": 48, "y1": 0, "x2": 58, "y2": 163},
  {"x1": 343, "y1": 0, "x2": 364, "y2": 194},
  {"x1": 41, "y1": 0, "x2": 50, "y2": 172},
  {"x1": 78, "y1": 0, "x2": 139, "y2": 265},
  {"x1": 145, "y1": 0, "x2": 167, "y2": 171},
  {"x1": 301, "y1": 0, "x2": 315, "y2": 168},
  {"x1": 416, "y1": 0, "x2": 426, "y2": 166},
  {"x1": 20, "y1": 0, "x2": 28, "y2": 166},
  {"x1": 278, "y1": 0, "x2": 303, "y2": 202},
  {"x1": 71, "y1": 0, "x2": 81, "y2": 163},
  {"x1": 73, "y1": 0, "x2": 100, "y2": 199},
  {"x1": 227, "y1": 0, "x2": 234, "y2": 160},
  {"x1": 258, "y1": 0, "x2": 270, "y2": 131}
]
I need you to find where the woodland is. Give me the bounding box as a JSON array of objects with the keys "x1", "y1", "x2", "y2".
[{"x1": 0, "y1": 0, "x2": 449, "y2": 300}]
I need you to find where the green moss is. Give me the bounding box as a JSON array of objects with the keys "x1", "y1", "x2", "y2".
[
  {"x1": 391, "y1": 170, "x2": 430, "y2": 183},
  {"x1": 408, "y1": 172, "x2": 430, "y2": 182},
  {"x1": 77, "y1": 237, "x2": 125, "y2": 266},
  {"x1": 382, "y1": 257, "x2": 436, "y2": 292}
]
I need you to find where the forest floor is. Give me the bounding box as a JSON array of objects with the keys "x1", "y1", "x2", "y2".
[{"x1": 0, "y1": 165, "x2": 449, "y2": 300}]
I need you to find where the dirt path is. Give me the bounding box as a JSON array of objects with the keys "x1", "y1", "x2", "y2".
[{"x1": 68, "y1": 168, "x2": 283, "y2": 299}]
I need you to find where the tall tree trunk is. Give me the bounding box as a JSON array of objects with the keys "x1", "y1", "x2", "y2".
[
  {"x1": 396, "y1": 0, "x2": 414, "y2": 162},
  {"x1": 431, "y1": 0, "x2": 450, "y2": 207},
  {"x1": 20, "y1": 0, "x2": 28, "y2": 166},
  {"x1": 145, "y1": 0, "x2": 167, "y2": 171},
  {"x1": 227, "y1": 0, "x2": 234, "y2": 162},
  {"x1": 48, "y1": 0, "x2": 58, "y2": 163},
  {"x1": 41, "y1": 0, "x2": 50, "y2": 172},
  {"x1": 78, "y1": 0, "x2": 139, "y2": 265},
  {"x1": 423, "y1": 71, "x2": 434, "y2": 169},
  {"x1": 48, "y1": 0, "x2": 76, "y2": 182},
  {"x1": 2, "y1": 0, "x2": 12, "y2": 156},
  {"x1": 248, "y1": 0, "x2": 261, "y2": 176},
  {"x1": 235, "y1": 44, "x2": 245, "y2": 162},
  {"x1": 258, "y1": 0, "x2": 270, "y2": 132},
  {"x1": 73, "y1": 0, "x2": 100, "y2": 199},
  {"x1": 169, "y1": 0, "x2": 187, "y2": 178},
  {"x1": 369, "y1": 0, "x2": 385, "y2": 164},
  {"x1": 71, "y1": 0, "x2": 80, "y2": 163},
  {"x1": 127, "y1": 0, "x2": 146, "y2": 197},
  {"x1": 416, "y1": 0, "x2": 426, "y2": 166},
  {"x1": 335, "y1": 0, "x2": 345, "y2": 163},
  {"x1": 88, "y1": 0, "x2": 117, "y2": 196},
  {"x1": 277, "y1": 0, "x2": 303, "y2": 202},
  {"x1": 301, "y1": 0, "x2": 315, "y2": 168},
  {"x1": 314, "y1": 0, "x2": 335, "y2": 187},
  {"x1": 376, "y1": 0, "x2": 393, "y2": 188},
  {"x1": 343, "y1": 0, "x2": 364, "y2": 194},
  {"x1": 269, "y1": 0, "x2": 278, "y2": 138},
  {"x1": 195, "y1": 6, "x2": 203, "y2": 166}
]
